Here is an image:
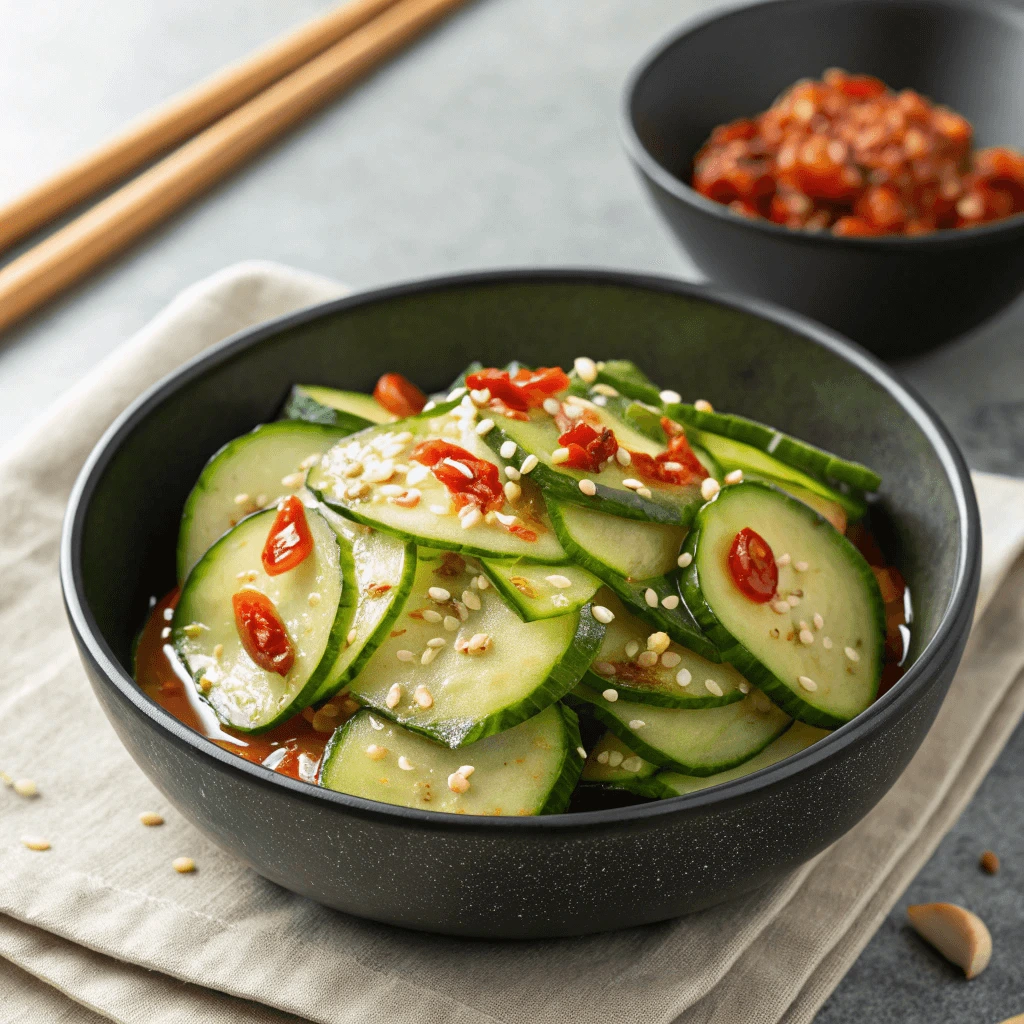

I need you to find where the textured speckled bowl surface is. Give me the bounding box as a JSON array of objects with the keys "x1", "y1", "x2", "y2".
[
  {"x1": 61, "y1": 270, "x2": 979, "y2": 937},
  {"x1": 622, "y1": 0, "x2": 1024, "y2": 356}
]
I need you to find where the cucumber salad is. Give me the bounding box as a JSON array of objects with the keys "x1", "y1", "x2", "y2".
[{"x1": 138, "y1": 359, "x2": 909, "y2": 816}]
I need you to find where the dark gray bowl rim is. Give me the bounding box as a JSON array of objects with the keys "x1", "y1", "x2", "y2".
[
  {"x1": 60, "y1": 268, "x2": 980, "y2": 834},
  {"x1": 620, "y1": 0, "x2": 1024, "y2": 251}
]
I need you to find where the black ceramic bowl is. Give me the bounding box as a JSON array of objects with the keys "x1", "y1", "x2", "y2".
[
  {"x1": 61, "y1": 271, "x2": 979, "y2": 938},
  {"x1": 622, "y1": 0, "x2": 1024, "y2": 357}
]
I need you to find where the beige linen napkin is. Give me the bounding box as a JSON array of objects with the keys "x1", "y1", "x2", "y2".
[{"x1": 2, "y1": 262, "x2": 1023, "y2": 1024}]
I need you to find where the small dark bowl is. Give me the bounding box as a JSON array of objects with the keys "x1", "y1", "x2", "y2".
[
  {"x1": 622, "y1": 0, "x2": 1024, "y2": 357},
  {"x1": 61, "y1": 271, "x2": 979, "y2": 938}
]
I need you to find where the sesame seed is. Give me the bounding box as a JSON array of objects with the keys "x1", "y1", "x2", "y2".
[
  {"x1": 475, "y1": 418, "x2": 495, "y2": 437},
  {"x1": 447, "y1": 387, "x2": 467, "y2": 401},
  {"x1": 520, "y1": 454, "x2": 539, "y2": 474},
  {"x1": 628, "y1": 719, "x2": 647, "y2": 729},
  {"x1": 636, "y1": 650, "x2": 658, "y2": 668},
  {"x1": 470, "y1": 388, "x2": 491, "y2": 406},
  {"x1": 602, "y1": 688, "x2": 619, "y2": 702},
  {"x1": 477, "y1": 574, "x2": 490, "y2": 590},
  {"x1": 592, "y1": 605, "x2": 615, "y2": 624},
  {"x1": 659, "y1": 389, "x2": 681, "y2": 404},
  {"x1": 363, "y1": 460, "x2": 395, "y2": 483},
  {"x1": 425, "y1": 637, "x2": 446, "y2": 650},
  {"x1": 622, "y1": 478, "x2": 644, "y2": 490},
  {"x1": 386, "y1": 683, "x2": 402, "y2": 708},
  {"x1": 420, "y1": 611, "x2": 442, "y2": 626},
  {"x1": 607, "y1": 750, "x2": 624, "y2": 768},
  {"x1": 676, "y1": 668, "x2": 692, "y2": 687},
  {"x1": 724, "y1": 469, "x2": 744, "y2": 485},
  {"x1": 663, "y1": 463, "x2": 684, "y2": 472},
  {"x1": 392, "y1": 489, "x2": 421, "y2": 508},
  {"x1": 576, "y1": 746, "x2": 587, "y2": 760},
  {"x1": 701, "y1": 478, "x2": 721, "y2": 501},
  {"x1": 615, "y1": 447, "x2": 632, "y2": 467},
  {"x1": 499, "y1": 440, "x2": 517, "y2": 459},
  {"x1": 661, "y1": 595, "x2": 680, "y2": 610},
  {"x1": 139, "y1": 812, "x2": 164, "y2": 826},
  {"x1": 467, "y1": 633, "x2": 492, "y2": 653},
  {"x1": 504, "y1": 465, "x2": 521, "y2": 482},
  {"x1": 621, "y1": 756, "x2": 643, "y2": 773},
  {"x1": 661, "y1": 651, "x2": 681, "y2": 668},
  {"x1": 592, "y1": 383, "x2": 619, "y2": 397},
  {"x1": 455, "y1": 601, "x2": 470, "y2": 622},
  {"x1": 365, "y1": 744, "x2": 388, "y2": 760},
  {"x1": 198, "y1": 676, "x2": 213, "y2": 694},
  {"x1": 429, "y1": 503, "x2": 450, "y2": 515},
  {"x1": 564, "y1": 405, "x2": 584, "y2": 420},
  {"x1": 413, "y1": 685, "x2": 433, "y2": 708},
  {"x1": 574, "y1": 356, "x2": 598, "y2": 383},
  {"x1": 621, "y1": 642, "x2": 638, "y2": 660},
  {"x1": 172, "y1": 857, "x2": 196, "y2": 874},
  {"x1": 182, "y1": 622, "x2": 207, "y2": 639},
  {"x1": 705, "y1": 679, "x2": 724, "y2": 697},
  {"x1": 813, "y1": 613, "x2": 824, "y2": 630},
  {"x1": 795, "y1": 561, "x2": 809, "y2": 572},
  {"x1": 462, "y1": 589, "x2": 482, "y2": 610},
  {"x1": 647, "y1": 631, "x2": 670, "y2": 655},
  {"x1": 20, "y1": 836, "x2": 49, "y2": 852},
  {"x1": 398, "y1": 756, "x2": 414, "y2": 771},
  {"x1": 739, "y1": 680, "x2": 751, "y2": 694},
  {"x1": 420, "y1": 647, "x2": 438, "y2": 666},
  {"x1": 369, "y1": 716, "x2": 385, "y2": 730},
  {"x1": 799, "y1": 629, "x2": 815, "y2": 645},
  {"x1": 458, "y1": 764, "x2": 475, "y2": 777},
  {"x1": 823, "y1": 637, "x2": 833, "y2": 650},
  {"x1": 787, "y1": 594, "x2": 801, "y2": 607},
  {"x1": 12, "y1": 779, "x2": 38, "y2": 798},
  {"x1": 677, "y1": 552, "x2": 693, "y2": 568},
  {"x1": 396, "y1": 649, "x2": 414, "y2": 663},
  {"x1": 542, "y1": 398, "x2": 561, "y2": 416},
  {"x1": 777, "y1": 552, "x2": 791, "y2": 567},
  {"x1": 772, "y1": 600, "x2": 790, "y2": 615},
  {"x1": 406, "y1": 464, "x2": 429, "y2": 486},
  {"x1": 281, "y1": 471, "x2": 305, "y2": 489},
  {"x1": 844, "y1": 646, "x2": 861, "y2": 662},
  {"x1": 447, "y1": 772, "x2": 470, "y2": 794},
  {"x1": 596, "y1": 750, "x2": 610, "y2": 764},
  {"x1": 637, "y1": 486, "x2": 653, "y2": 499},
  {"x1": 428, "y1": 586, "x2": 451, "y2": 602},
  {"x1": 578, "y1": 479, "x2": 597, "y2": 497},
  {"x1": 443, "y1": 615, "x2": 460, "y2": 631},
  {"x1": 552, "y1": 593, "x2": 569, "y2": 608},
  {"x1": 234, "y1": 493, "x2": 250, "y2": 506},
  {"x1": 550, "y1": 447, "x2": 571, "y2": 465},
  {"x1": 798, "y1": 675, "x2": 818, "y2": 692},
  {"x1": 442, "y1": 457, "x2": 473, "y2": 479},
  {"x1": 644, "y1": 588, "x2": 659, "y2": 608},
  {"x1": 694, "y1": 399, "x2": 714, "y2": 413},
  {"x1": 308, "y1": 592, "x2": 322, "y2": 607}
]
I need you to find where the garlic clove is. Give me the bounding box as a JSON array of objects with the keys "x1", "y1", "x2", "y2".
[{"x1": 907, "y1": 902, "x2": 992, "y2": 979}]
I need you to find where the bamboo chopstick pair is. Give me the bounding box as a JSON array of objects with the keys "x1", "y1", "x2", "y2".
[{"x1": 0, "y1": 0, "x2": 470, "y2": 334}]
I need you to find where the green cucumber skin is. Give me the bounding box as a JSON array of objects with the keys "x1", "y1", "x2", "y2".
[
  {"x1": 282, "y1": 387, "x2": 376, "y2": 432},
  {"x1": 567, "y1": 686, "x2": 789, "y2": 776},
  {"x1": 593, "y1": 360, "x2": 663, "y2": 406},
  {"x1": 538, "y1": 703, "x2": 586, "y2": 814},
  {"x1": 354, "y1": 603, "x2": 606, "y2": 749},
  {"x1": 664, "y1": 401, "x2": 881, "y2": 493},
  {"x1": 581, "y1": 669, "x2": 743, "y2": 710},
  {"x1": 545, "y1": 500, "x2": 720, "y2": 662},
  {"x1": 679, "y1": 481, "x2": 886, "y2": 729},
  {"x1": 481, "y1": 418, "x2": 701, "y2": 528}
]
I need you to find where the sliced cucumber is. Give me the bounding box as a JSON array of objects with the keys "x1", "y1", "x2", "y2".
[
  {"x1": 580, "y1": 731, "x2": 657, "y2": 785},
  {"x1": 637, "y1": 721, "x2": 829, "y2": 798},
  {"x1": 311, "y1": 511, "x2": 418, "y2": 704},
  {"x1": 482, "y1": 396, "x2": 707, "y2": 526},
  {"x1": 346, "y1": 549, "x2": 604, "y2": 747},
  {"x1": 583, "y1": 591, "x2": 745, "y2": 707},
  {"x1": 307, "y1": 403, "x2": 567, "y2": 562},
  {"x1": 478, "y1": 559, "x2": 600, "y2": 622},
  {"x1": 681, "y1": 481, "x2": 885, "y2": 728},
  {"x1": 173, "y1": 508, "x2": 353, "y2": 732},
  {"x1": 546, "y1": 499, "x2": 719, "y2": 662},
  {"x1": 591, "y1": 359, "x2": 663, "y2": 406},
  {"x1": 663, "y1": 401, "x2": 881, "y2": 493},
  {"x1": 319, "y1": 703, "x2": 583, "y2": 815},
  {"x1": 569, "y1": 684, "x2": 790, "y2": 775},
  {"x1": 283, "y1": 384, "x2": 394, "y2": 429},
  {"x1": 177, "y1": 421, "x2": 352, "y2": 582}
]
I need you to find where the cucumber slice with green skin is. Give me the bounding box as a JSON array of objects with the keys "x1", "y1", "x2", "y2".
[
  {"x1": 346, "y1": 549, "x2": 604, "y2": 747},
  {"x1": 580, "y1": 730, "x2": 657, "y2": 785},
  {"x1": 307, "y1": 403, "x2": 567, "y2": 562},
  {"x1": 584, "y1": 591, "x2": 745, "y2": 708},
  {"x1": 591, "y1": 359, "x2": 663, "y2": 406},
  {"x1": 680, "y1": 481, "x2": 885, "y2": 728},
  {"x1": 310, "y1": 511, "x2": 418, "y2": 704},
  {"x1": 635, "y1": 721, "x2": 830, "y2": 799},
  {"x1": 546, "y1": 499, "x2": 720, "y2": 662},
  {"x1": 173, "y1": 508, "x2": 354, "y2": 732},
  {"x1": 176, "y1": 421, "x2": 353, "y2": 582},
  {"x1": 478, "y1": 559, "x2": 601, "y2": 622},
  {"x1": 283, "y1": 385, "x2": 394, "y2": 429},
  {"x1": 663, "y1": 401, "x2": 881, "y2": 493},
  {"x1": 568, "y1": 684, "x2": 791, "y2": 775},
  {"x1": 481, "y1": 397, "x2": 707, "y2": 527},
  {"x1": 319, "y1": 703, "x2": 584, "y2": 815}
]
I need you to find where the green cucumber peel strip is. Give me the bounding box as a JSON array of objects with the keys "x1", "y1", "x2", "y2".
[{"x1": 679, "y1": 480, "x2": 885, "y2": 729}]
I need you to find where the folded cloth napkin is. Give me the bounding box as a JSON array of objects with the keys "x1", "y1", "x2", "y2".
[{"x1": 2, "y1": 262, "x2": 1024, "y2": 1024}]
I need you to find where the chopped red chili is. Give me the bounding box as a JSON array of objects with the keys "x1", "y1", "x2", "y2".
[
  {"x1": 232, "y1": 589, "x2": 295, "y2": 675},
  {"x1": 693, "y1": 68, "x2": 1024, "y2": 235},
  {"x1": 465, "y1": 366, "x2": 570, "y2": 412},
  {"x1": 557, "y1": 421, "x2": 619, "y2": 473},
  {"x1": 262, "y1": 496, "x2": 314, "y2": 576},
  {"x1": 628, "y1": 428, "x2": 708, "y2": 487},
  {"x1": 373, "y1": 373, "x2": 427, "y2": 418},
  {"x1": 410, "y1": 439, "x2": 504, "y2": 513},
  {"x1": 728, "y1": 527, "x2": 778, "y2": 603}
]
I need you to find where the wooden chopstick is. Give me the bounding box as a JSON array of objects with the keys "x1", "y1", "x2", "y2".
[
  {"x1": 0, "y1": 0, "x2": 470, "y2": 335},
  {"x1": 0, "y1": 0, "x2": 405, "y2": 254}
]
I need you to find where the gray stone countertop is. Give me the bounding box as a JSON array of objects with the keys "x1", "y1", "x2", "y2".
[{"x1": 0, "y1": 0, "x2": 1021, "y2": 1019}]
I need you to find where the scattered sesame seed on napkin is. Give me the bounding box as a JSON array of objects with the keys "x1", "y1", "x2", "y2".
[{"x1": 3, "y1": 262, "x2": 1024, "y2": 1024}]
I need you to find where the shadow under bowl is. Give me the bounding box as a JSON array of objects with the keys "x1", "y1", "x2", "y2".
[
  {"x1": 622, "y1": 0, "x2": 1024, "y2": 357},
  {"x1": 61, "y1": 270, "x2": 980, "y2": 937}
]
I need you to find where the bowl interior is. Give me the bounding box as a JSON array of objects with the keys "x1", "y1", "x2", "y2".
[
  {"x1": 77, "y1": 277, "x2": 966, "y2": 705},
  {"x1": 629, "y1": 0, "x2": 1024, "y2": 192}
]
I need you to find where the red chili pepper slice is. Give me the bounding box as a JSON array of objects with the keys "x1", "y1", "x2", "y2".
[
  {"x1": 626, "y1": 425, "x2": 709, "y2": 487},
  {"x1": 262, "y1": 496, "x2": 314, "y2": 576},
  {"x1": 557, "y1": 422, "x2": 619, "y2": 473},
  {"x1": 373, "y1": 373, "x2": 427, "y2": 418},
  {"x1": 232, "y1": 590, "x2": 295, "y2": 675},
  {"x1": 728, "y1": 527, "x2": 778, "y2": 603},
  {"x1": 465, "y1": 366, "x2": 570, "y2": 412},
  {"x1": 411, "y1": 439, "x2": 504, "y2": 512}
]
